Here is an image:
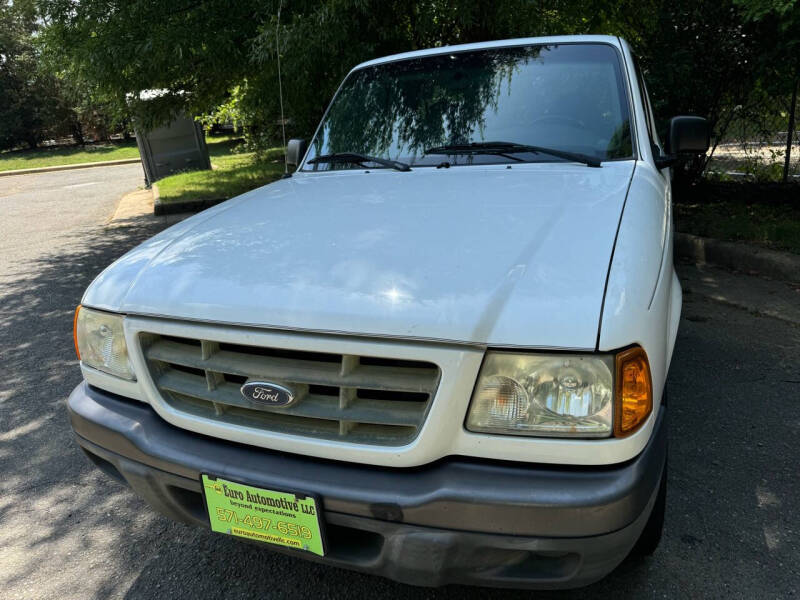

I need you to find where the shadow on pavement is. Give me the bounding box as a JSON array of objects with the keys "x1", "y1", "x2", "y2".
[{"x1": 0, "y1": 215, "x2": 171, "y2": 598}]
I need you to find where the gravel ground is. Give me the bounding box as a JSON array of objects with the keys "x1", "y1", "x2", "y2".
[{"x1": 1, "y1": 168, "x2": 798, "y2": 599}]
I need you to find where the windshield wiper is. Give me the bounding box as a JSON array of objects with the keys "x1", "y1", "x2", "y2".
[
  {"x1": 424, "y1": 141, "x2": 602, "y2": 168},
  {"x1": 306, "y1": 152, "x2": 411, "y2": 172}
]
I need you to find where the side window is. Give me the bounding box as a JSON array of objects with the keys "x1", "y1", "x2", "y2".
[{"x1": 633, "y1": 56, "x2": 663, "y2": 158}]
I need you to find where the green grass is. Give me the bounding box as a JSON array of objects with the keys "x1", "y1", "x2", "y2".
[
  {"x1": 156, "y1": 139, "x2": 285, "y2": 205},
  {"x1": 675, "y1": 198, "x2": 800, "y2": 254},
  {"x1": 205, "y1": 134, "x2": 244, "y2": 152},
  {"x1": 0, "y1": 140, "x2": 141, "y2": 172}
]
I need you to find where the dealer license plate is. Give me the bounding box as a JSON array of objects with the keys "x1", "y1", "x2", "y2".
[{"x1": 201, "y1": 474, "x2": 325, "y2": 556}]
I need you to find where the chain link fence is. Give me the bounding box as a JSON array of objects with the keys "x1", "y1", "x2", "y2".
[{"x1": 705, "y1": 92, "x2": 799, "y2": 182}]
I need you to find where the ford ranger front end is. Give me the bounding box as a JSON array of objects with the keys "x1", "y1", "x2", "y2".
[{"x1": 67, "y1": 35, "x2": 709, "y2": 589}]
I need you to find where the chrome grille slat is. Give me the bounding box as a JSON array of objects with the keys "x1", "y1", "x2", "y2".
[
  {"x1": 141, "y1": 333, "x2": 441, "y2": 446},
  {"x1": 146, "y1": 339, "x2": 437, "y2": 393},
  {"x1": 156, "y1": 369, "x2": 425, "y2": 427},
  {"x1": 166, "y1": 391, "x2": 417, "y2": 445}
]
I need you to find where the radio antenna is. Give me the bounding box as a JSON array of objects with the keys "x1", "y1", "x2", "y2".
[{"x1": 276, "y1": 0, "x2": 288, "y2": 175}]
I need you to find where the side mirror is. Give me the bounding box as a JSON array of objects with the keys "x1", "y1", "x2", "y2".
[
  {"x1": 667, "y1": 116, "x2": 710, "y2": 155},
  {"x1": 286, "y1": 139, "x2": 307, "y2": 168}
]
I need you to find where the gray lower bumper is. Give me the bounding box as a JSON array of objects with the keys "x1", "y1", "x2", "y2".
[{"x1": 67, "y1": 382, "x2": 667, "y2": 589}]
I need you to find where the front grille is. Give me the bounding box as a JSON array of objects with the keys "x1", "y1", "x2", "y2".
[{"x1": 141, "y1": 334, "x2": 441, "y2": 446}]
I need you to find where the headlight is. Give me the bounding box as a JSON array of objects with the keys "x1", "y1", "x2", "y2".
[
  {"x1": 466, "y1": 352, "x2": 616, "y2": 438},
  {"x1": 74, "y1": 306, "x2": 135, "y2": 380}
]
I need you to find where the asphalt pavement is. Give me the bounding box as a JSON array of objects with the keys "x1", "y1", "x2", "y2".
[{"x1": 0, "y1": 167, "x2": 798, "y2": 599}]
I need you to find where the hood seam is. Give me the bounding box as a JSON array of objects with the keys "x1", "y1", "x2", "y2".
[{"x1": 595, "y1": 161, "x2": 637, "y2": 351}]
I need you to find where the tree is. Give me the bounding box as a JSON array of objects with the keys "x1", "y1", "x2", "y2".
[
  {"x1": 630, "y1": 0, "x2": 766, "y2": 183},
  {"x1": 230, "y1": 0, "x2": 658, "y2": 142},
  {"x1": 38, "y1": 0, "x2": 267, "y2": 132},
  {"x1": 0, "y1": 0, "x2": 73, "y2": 149},
  {"x1": 735, "y1": 0, "x2": 800, "y2": 182},
  {"x1": 37, "y1": 0, "x2": 790, "y2": 180},
  {"x1": 36, "y1": 0, "x2": 655, "y2": 146}
]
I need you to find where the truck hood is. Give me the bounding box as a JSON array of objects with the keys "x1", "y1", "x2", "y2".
[{"x1": 85, "y1": 162, "x2": 634, "y2": 348}]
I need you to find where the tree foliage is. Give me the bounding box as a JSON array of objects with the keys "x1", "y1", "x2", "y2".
[
  {"x1": 0, "y1": 0, "x2": 70, "y2": 149},
  {"x1": 0, "y1": 0, "x2": 133, "y2": 150},
  {"x1": 734, "y1": 0, "x2": 799, "y2": 181},
  {"x1": 38, "y1": 0, "x2": 266, "y2": 131},
  {"x1": 244, "y1": 0, "x2": 658, "y2": 140},
  {"x1": 28, "y1": 0, "x2": 800, "y2": 167},
  {"x1": 732, "y1": 0, "x2": 798, "y2": 101}
]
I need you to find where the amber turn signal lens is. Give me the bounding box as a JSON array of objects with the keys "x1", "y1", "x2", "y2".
[
  {"x1": 73, "y1": 305, "x2": 82, "y2": 360},
  {"x1": 614, "y1": 346, "x2": 652, "y2": 436}
]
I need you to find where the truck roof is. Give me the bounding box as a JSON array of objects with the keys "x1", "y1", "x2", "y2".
[{"x1": 351, "y1": 35, "x2": 624, "y2": 72}]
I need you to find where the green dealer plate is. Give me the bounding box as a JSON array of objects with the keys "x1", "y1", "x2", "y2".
[{"x1": 202, "y1": 474, "x2": 325, "y2": 556}]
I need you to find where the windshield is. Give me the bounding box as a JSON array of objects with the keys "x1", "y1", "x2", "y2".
[{"x1": 303, "y1": 43, "x2": 633, "y2": 170}]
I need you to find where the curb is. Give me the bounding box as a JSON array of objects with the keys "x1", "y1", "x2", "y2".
[
  {"x1": 677, "y1": 262, "x2": 800, "y2": 326},
  {"x1": 109, "y1": 188, "x2": 153, "y2": 223},
  {"x1": 109, "y1": 186, "x2": 195, "y2": 226},
  {"x1": 152, "y1": 184, "x2": 227, "y2": 215},
  {"x1": 0, "y1": 157, "x2": 142, "y2": 177},
  {"x1": 675, "y1": 233, "x2": 800, "y2": 284}
]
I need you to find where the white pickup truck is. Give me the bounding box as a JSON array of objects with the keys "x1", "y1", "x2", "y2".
[{"x1": 68, "y1": 35, "x2": 709, "y2": 589}]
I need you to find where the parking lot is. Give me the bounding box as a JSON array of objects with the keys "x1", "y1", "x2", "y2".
[{"x1": 1, "y1": 167, "x2": 798, "y2": 599}]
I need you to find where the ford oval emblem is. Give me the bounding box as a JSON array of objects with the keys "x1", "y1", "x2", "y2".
[{"x1": 240, "y1": 381, "x2": 296, "y2": 407}]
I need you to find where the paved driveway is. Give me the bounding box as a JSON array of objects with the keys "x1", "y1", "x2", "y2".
[
  {"x1": 0, "y1": 168, "x2": 798, "y2": 599},
  {"x1": 0, "y1": 164, "x2": 145, "y2": 282}
]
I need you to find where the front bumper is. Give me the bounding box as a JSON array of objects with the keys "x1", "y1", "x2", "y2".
[{"x1": 68, "y1": 382, "x2": 667, "y2": 589}]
